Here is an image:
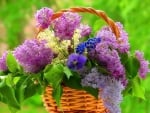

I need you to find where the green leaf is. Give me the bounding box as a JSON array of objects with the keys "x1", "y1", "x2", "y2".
[
  {"x1": 120, "y1": 53, "x2": 128, "y2": 64},
  {"x1": 15, "y1": 76, "x2": 28, "y2": 103},
  {"x1": 97, "y1": 66, "x2": 110, "y2": 75},
  {"x1": 63, "y1": 66, "x2": 72, "y2": 79},
  {"x1": 122, "y1": 80, "x2": 132, "y2": 96},
  {"x1": 63, "y1": 73, "x2": 82, "y2": 90},
  {"x1": 44, "y1": 64, "x2": 64, "y2": 89},
  {"x1": 5, "y1": 74, "x2": 14, "y2": 87},
  {"x1": 52, "y1": 85, "x2": 63, "y2": 106},
  {"x1": 6, "y1": 52, "x2": 18, "y2": 73},
  {"x1": 124, "y1": 56, "x2": 140, "y2": 79},
  {"x1": 132, "y1": 77, "x2": 145, "y2": 99},
  {"x1": 83, "y1": 87, "x2": 99, "y2": 99},
  {"x1": 0, "y1": 84, "x2": 20, "y2": 111},
  {"x1": 24, "y1": 82, "x2": 40, "y2": 100},
  {"x1": 0, "y1": 78, "x2": 6, "y2": 88}
]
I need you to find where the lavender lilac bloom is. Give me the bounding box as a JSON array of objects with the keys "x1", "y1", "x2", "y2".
[
  {"x1": 0, "y1": 52, "x2": 8, "y2": 71},
  {"x1": 67, "y1": 53, "x2": 87, "y2": 70},
  {"x1": 35, "y1": 7, "x2": 53, "y2": 29},
  {"x1": 100, "y1": 77, "x2": 124, "y2": 113},
  {"x1": 135, "y1": 50, "x2": 150, "y2": 78},
  {"x1": 53, "y1": 12, "x2": 81, "y2": 40},
  {"x1": 96, "y1": 22, "x2": 129, "y2": 53},
  {"x1": 78, "y1": 24, "x2": 91, "y2": 37},
  {"x1": 81, "y1": 68, "x2": 124, "y2": 113},
  {"x1": 14, "y1": 39, "x2": 53, "y2": 73}
]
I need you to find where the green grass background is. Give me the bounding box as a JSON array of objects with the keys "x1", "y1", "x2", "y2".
[{"x1": 0, "y1": 0, "x2": 150, "y2": 113}]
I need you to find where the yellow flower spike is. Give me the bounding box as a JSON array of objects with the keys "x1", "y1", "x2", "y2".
[
  {"x1": 72, "y1": 29, "x2": 81, "y2": 48},
  {"x1": 38, "y1": 29, "x2": 60, "y2": 53}
]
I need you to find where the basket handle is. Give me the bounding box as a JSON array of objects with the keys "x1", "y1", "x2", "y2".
[{"x1": 38, "y1": 7, "x2": 120, "y2": 38}]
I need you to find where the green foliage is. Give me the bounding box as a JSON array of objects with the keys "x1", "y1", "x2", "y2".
[
  {"x1": 132, "y1": 77, "x2": 145, "y2": 99},
  {"x1": 6, "y1": 52, "x2": 19, "y2": 73},
  {"x1": 124, "y1": 55, "x2": 140, "y2": 79}
]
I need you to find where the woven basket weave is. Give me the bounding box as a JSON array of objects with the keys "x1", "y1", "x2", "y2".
[{"x1": 42, "y1": 7, "x2": 120, "y2": 113}]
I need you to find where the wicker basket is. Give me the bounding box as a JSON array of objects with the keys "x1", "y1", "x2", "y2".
[
  {"x1": 43, "y1": 86, "x2": 108, "y2": 113},
  {"x1": 42, "y1": 7, "x2": 120, "y2": 113}
]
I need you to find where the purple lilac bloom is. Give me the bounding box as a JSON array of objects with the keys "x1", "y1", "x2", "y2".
[
  {"x1": 96, "y1": 22, "x2": 129, "y2": 53},
  {"x1": 81, "y1": 68, "x2": 124, "y2": 113},
  {"x1": 35, "y1": 7, "x2": 53, "y2": 29},
  {"x1": 14, "y1": 39, "x2": 53, "y2": 73},
  {"x1": 0, "y1": 52, "x2": 8, "y2": 71},
  {"x1": 81, "y1": 68, "x2": 106, "y2": 88},
  {"x1": 100, "y1": 76, "x2": 124, "y2": 113},
  {"x1": 53, "y1": 12, "x2": 81, "y2": 40},
  {"x1": 67, "y1": 53, "x2": 87, "y2": 70},
  {"x1": 135, "y1": 50, "x2": 150, "y2": 78},
  {"x1": 78, "y1": 24, "x2": 91, "y2": 37},
  {"x1": 95, "y1": 42, "x2": 126, "y2": 81}
]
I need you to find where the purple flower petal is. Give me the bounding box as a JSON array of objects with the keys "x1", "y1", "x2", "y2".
[{"x1": 67, "y1": 53, "x2": 87, "y2": 70}]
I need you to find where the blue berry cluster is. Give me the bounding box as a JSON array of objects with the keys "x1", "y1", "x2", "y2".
[
  {"x1": 85, "y1": 38, "x2": 101, "y2": 51},
  {"x1": 75, "y1": 37, "x2": 101, "y2": 54},
  {"x1": 76, "y1": 42, "x2": 86, "y2": 54}
]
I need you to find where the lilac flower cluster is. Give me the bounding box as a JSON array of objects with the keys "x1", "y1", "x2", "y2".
[
  {"x1": 135, "y1": 50, "x2": 150, "y2": 78},
  {"x1": 53, "y1": 12, "x2": 81, "y2": 40},
  {"x1": 96, "y1": 22, "x2": 129, "y2": 53},
  {"x1": 67, "y1": 53, "x2": 87, "y2": 70},
  {"x1": 100, "y1": 77, "x2": 124, "y2": 113},
  {"x1": 78, "y1": 24, "x2": 91, "y2": 37},
  {"x1": 95, "y1": 42, "x2": 126, "y2": 81},
  {"x1": 35, "y1": 7, "x2": 53, "y2": 29},
  {"x1": 0, "y1": 52, "x2": 8, "y2": 71},
  {"x1": 81, "y1": 68, "x2": 124, "y2": 113},
  {"x1": 14, "y1": 39, "x2": 53, "y2": 73}
]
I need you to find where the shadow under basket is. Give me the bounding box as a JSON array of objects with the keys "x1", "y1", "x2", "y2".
[{"x1": 43, "y1": 86, "x2": 108, "y2": 113}]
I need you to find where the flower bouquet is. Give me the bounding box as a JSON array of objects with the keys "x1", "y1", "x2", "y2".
[{"x1": 0, "y1": 7, "x2": 149, "y2": 113}]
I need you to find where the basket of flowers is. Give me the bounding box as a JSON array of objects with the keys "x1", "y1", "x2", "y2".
[{"x1": 0, "y1": 7, "x2": 149, "y2": 113}]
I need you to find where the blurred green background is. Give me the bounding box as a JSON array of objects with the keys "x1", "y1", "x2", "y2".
[{"x1": 0, "y1": 0, "x2": 150, "y2": 113}]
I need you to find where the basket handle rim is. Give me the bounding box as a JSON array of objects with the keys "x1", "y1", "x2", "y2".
[{"x1": 38, "y1": 7, "x2": 120, "y2": 38}]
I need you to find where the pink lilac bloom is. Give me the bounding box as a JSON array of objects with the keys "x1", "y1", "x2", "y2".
[
  {"x1": 78, "y1": 24, "x2": 91, "y2": 37},
  {"x1": 53, "y1": 12, "x2": 81, "y2": 40},
  {"x1": 0, "y1": 52, "x2": 8, "y2": 71},
  {"x1": 14, "y1": 39, "x2": 53, "y2": 73},
  {"x1": 96, "y1": 22, "x2": 129, "y2": 53},
  {"x1": 135, "y1": 50, "x2": 150, "y2": 78},
  {"x1": 35, "y1": 7, "x2": 53, "y2": 29}
]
